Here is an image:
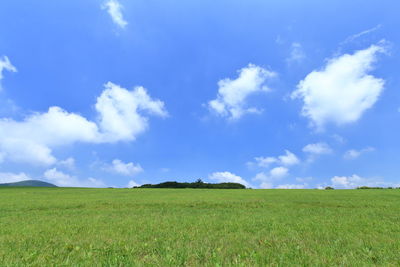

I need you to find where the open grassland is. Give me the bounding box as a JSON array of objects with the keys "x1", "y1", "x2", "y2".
[{"x1": 0, "y1": 188, "x2": 399, "y2": 266}]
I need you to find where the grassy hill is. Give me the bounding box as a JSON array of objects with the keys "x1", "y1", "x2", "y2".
[
  {"x1": 0, "y1": 188, "x2": 399, "y2": 265},
  {"x1": 0, "y1": 180, "x2": 57, "y2": 187}
]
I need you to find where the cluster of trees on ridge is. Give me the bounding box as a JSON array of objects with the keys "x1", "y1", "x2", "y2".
[{"x1": 133, "y1": 179, "x2": 246, "y2": 189}]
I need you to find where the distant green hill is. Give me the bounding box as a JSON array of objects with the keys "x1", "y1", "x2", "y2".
[{"x1": 0, "y1": 180, "x2": 57, "y2": 187}]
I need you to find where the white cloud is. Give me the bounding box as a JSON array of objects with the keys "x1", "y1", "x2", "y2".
[
  {"x1": 96, "y1": 82, "x2": 167, "y2": 142},
  {"x1": 287, "y1": 43, "x2": 306, "y2": 64},
  {"x1": 303, "y1": 143, "x2": 332, "y2": 155},
  {"x1": 127, "y1": 180, "x2": 140, "y2": 188},
  {"x1": 278, "y1": 150, "x2": 300, "y2": 166},
  {"x1": 276, "y1": 183, "x2": 306, "y2": 189},
  {"x1": 0, "y1": 82, "x2": 167, "y2": 165},
  {"x1": 0, "y1": 172, "x2": 31, "y2": 184},
  {"x1": 253, "y1": 166, "x2": 289, "y2": 189},
  {"x1": 44, "y1": 168, "x2": 105, "y2": 187},
  {"x1": 208, "y1": 64, "x2": 276, "y2": 120},
  {"x1": 269, "y1": 166, "x2": 289, "y2": 179},
  {"x1": 106, "y1": 159, "x2": 143, "y2": 176},
  {"x1": 259, "y1": 182, "x2": 273, "y2": 189},
  {"x1": 0, "y1": 106, "x2": 100, "y2": 166},
  {"x1": 292, "y1": 42, "x2": 386, "y2": 130},
  {"x1": 208, "y1": 171, "x2": 250, "y2": 187},
  {"x1": 102, "y1": 0, "x2": 128, "y2": 28},
  {"x1": 0, "y1": 56, "x2": 17, "y2": 90},
  {"x1": 343, "y1": 147, "x2": 375, "y2": 160},
  {"x1": 252, "y1": 156, "x2": 277, "y2": 168},
  {"x1": 330, "y1": 174, "x2": 392, "y2": 189},
  {"x1": 341, "y1": 25, "x2": 382, "y2": 45},
  {"x1": 249, "y1": 150, "x2": 299, "y2": 189},
  {"x1": 252, "y1": 150, "x2": 299, "y2": 168},
  {"x1": 254, "y1": 172, "x2": 269, "y2": 182},
  {"x1": 57, "y1": 157, "x2": 75, "y2": 170},
  {"x1": 0, "y1": 139, "x2": 57, "y2": 166},
  {"x1": 296, "y1": 177, "x2": 313, "y2": 183},
  {"x1": 332, "y1": 134, "x2": 346, "y2": 144}
]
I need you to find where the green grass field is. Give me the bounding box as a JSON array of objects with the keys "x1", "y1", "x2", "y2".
[{"x1": 1, "y1": 188, "x2": 399, "y2": 266}]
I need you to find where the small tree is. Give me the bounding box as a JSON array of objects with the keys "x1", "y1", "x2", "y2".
[
  {"x1": 325, "y1": 186, "x2": 334, "y2": 190},
  {"x1": 195, "y1": 179, "x2": 204, "y2": 184}
]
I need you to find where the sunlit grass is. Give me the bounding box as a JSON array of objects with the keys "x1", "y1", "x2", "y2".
[{"x1": 0, "y1": 188, "x2": 399, "y2": 265}]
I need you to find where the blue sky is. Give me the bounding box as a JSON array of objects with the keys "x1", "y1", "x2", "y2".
[{"x1": 0, "y1": 0, "x2": 399, "y2": 188}]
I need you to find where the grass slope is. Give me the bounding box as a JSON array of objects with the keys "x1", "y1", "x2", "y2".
[
  {"x1": 0, "y1": 188, "x2": 399, "y2": 266},
  {"x1": 0, "y1": 180, "x2": 57, "y2": 187}
]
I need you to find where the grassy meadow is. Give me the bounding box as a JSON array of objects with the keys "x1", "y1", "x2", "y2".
[{"x1": 0, "y1": 188, "x2": 399, "y2": 266}]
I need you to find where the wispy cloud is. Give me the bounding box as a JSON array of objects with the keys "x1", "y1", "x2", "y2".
[
  {"x1": 0, "y1": 56, "x2": 17, "y2": 90},
  {"x1": 286, "y1": 42, "x2": 306, "y2": 64},
  {"x1": 102, "y1": 0, "x2": 128, "y2": 29},
  {"x1": 343, "y1": 147, "x2": 375, "y2": 160},
  {"x1": 341, "y1": 24, "x2": 382, "y2": 45}
]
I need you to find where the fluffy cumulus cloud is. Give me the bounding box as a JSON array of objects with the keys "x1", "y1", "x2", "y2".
[
  {"x1": 252, "y1": 150, "x2": 300, "y2": 168},
  {"x1": 0, "y1": 172, "x2": 31, "y2": 184},
  {"x1": 277, "y1": 150, "x2": 300, "y2": 166},
  {"x1": 105, "y1": 159, "x2": 143, "y2": 176},
  {"x1": 343, "y1": 147, "x2": 375, "y2": 160},
  {"x1": 102, "y1": 0, "x2": 128, "y2": 28},
  {"x1": 96, "y1": 82, "x2": 167, "y2": 142},
  {"x1": 292, "y1": 43, "x2": 386, "y2": 130},
  {"x1": 208, "y1": 64, "x2": 276, "y2": 120},
  {"x1": 253, "y1": 167, "x2": 289, "y2": 189},
  {"x1": 0, "y1": 82, "x2": 167, "y2": 165},
  {"x1": 303, "y1": 143, "x2": 332, "y2": 155},
  {"x1": 250, "y1": 150, "x2": 298, "y2": 189},
  {"x1": 44, "y1": 168, "x2": 105, "y2": 187},
  {"x1": 0, "y1": 56, "x2": 17, "y2": 90},
  {"x1": 330, "y1": 174, "x2": 394, "y2": 189},
  {"x1": 208, "y1": 171, "x2": 250, "y2": 188},
  {"x1": 269, "y1": 166, "x2": 289, "y2": 179}
]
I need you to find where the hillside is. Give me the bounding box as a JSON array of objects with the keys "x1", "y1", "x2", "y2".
[
  {"x1": 1, "y1": 188, "x2": 399, "y2": 265},
  {"x1": 0, "y1": 180, "x2": 57, "y2": 187}
]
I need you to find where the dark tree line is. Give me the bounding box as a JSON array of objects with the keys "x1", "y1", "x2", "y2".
[{"x1": 133, "y1": 179, "x2": 246, "y2": 189}]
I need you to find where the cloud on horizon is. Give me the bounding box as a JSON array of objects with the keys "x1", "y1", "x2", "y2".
[
  {"x1": 209, "y1": 171, "x2": 251, "y2": 188},
  {"x1": 330, "y1": 174, "x2": 396, "y2": 189},
  {"x1": 44, "y1": 168, "x2": 105, "y2": 187},
  {"x1": 104, "y1": 159, "x2": 143, "y2": 176},
  {"x1": 0, "y1": 172, "x2": 31, "y2": 184}
]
